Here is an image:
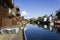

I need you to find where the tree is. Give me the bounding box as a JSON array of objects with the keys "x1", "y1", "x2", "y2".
[
  {"x1": 37, "y1": 17, "x2": 42, "y2": 21},
  {"x1": 56, "y1": 9, "x2": 60, "y2": 19},
  {"x1": 30, "y1": 18, "x2": 36, "y2": 24}
]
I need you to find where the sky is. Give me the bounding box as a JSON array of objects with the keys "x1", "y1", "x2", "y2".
[{"x1": 14, "y1": 0, "x2": 60, "y2": 19}]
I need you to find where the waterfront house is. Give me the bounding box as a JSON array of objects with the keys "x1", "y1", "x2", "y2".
[
  {"x1": 41, "y1": 15, "x2": 49, "y2": 24},
  {"x1": 55, "y1": 19, "x2": 60, "y2": 29},
  {"x1": 0, "y1": 0, "x2": 24, "y2": 34},
  {"x1": 55, "y1": 19, "x2": 60, "y2": 24},
  {"x1": 48, "y1": 14, "x2": 57, "y2": 26},
  {"x1": 0, "y1": 0, "x2": 14, "y2": 28},
  {"x1": 42, "y1": 15, "x2": 48, "y2": 22}
]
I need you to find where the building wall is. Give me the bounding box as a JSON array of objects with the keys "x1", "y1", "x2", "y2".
[
  {"x1": 2, "y1": 18, "x2": 12, "y2": 27},
  {"x1": 0, "y1": 15, "x2": 2, "y2": 28},
  {"x1": 12, "y1": 6, "x2": 20, "y2": 16},
  {"x1": 0, "y1": 5, "x2": 12, "y2": 27},
  {"x1": 0, "y1": 5, "x2": 8, "y2": 17},
  {"x1": 12, "y1": 18, "x2": 17, "y2": 25},
  {"x1": 0, "y1": 0, "x2": 15, "y2": 28}
]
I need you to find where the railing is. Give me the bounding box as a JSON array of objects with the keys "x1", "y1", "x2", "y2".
[{"x1": 0, "y1": 25, "x2": 21, "y2": 34}]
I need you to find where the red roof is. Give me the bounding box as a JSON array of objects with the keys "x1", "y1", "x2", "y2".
[{"x1": 55, "y1": 19, "x2": 60, "y2": 23}]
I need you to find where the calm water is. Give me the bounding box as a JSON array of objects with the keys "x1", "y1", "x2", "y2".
[{"x1": 25, "y1": 24, "x2": 60, "y2": 40}]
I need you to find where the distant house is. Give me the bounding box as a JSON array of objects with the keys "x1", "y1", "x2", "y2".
[
  {"x1": 48, "y1": 14, "x2": 57, "y2": 22},
  {"x1": 55, "y1": 19, "x2": 60, "y2": 24},
  {"x1": 48, "y1": 14, "x2": 53, "y2": 22},
  {"x1": 55, "y1": 19, "x2": 60, "y2": 28},
  {"x1": 42, "y1": 15, "x2": 48, "y2": 22}
]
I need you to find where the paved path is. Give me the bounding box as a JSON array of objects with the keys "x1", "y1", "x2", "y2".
[{"x1": 0, "y1": 30, "x2": 23, "y2": 40}]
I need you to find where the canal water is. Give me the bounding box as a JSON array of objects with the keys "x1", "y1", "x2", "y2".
[{"x1": 25, "y1": 24, "x2": 60, "y2": 40}]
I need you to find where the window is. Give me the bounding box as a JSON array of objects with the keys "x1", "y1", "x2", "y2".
[
  {"x1": 16, "y1": 8, "x2": 20, "y2": 12},
  {"x1": 12, "y1": 0, "x2": 14, "y2": 4},
  {"x1": 12, "y1": 11, "x2": 15, "y2": 16},
  {"x1": 8, "y1": 8, "x2": 12, "y2": 13},
  {"x1": 16, "y1": 14, "x2": 20, "y2": 16}
]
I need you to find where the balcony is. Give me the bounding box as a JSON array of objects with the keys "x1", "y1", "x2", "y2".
[
  {"x1": 0, "y1": 0, "x2": 14, "y2": 8},
  {"x1": 5, "y1": 0, "x2": 14, "y2": 8}
]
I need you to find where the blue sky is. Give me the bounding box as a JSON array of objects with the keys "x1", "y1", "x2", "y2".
[{"x1": 14, "y1": 0, "x2": 60, "y2": 19}]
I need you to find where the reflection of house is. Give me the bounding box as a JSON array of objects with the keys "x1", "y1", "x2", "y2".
[
  {"x1": 44, "y1": 25, "x2": 47, "y2": 29},
  {"x1": 43, "y1": 25, "x2": 57, "y2": 31}
]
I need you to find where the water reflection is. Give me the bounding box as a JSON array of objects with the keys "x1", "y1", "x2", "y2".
[
  {"x1": 25, "y1": 24, "x2": 60, "y2": 40},
  {"x1": 37, "y1": 24, "x2": 60, "y2": 34}
]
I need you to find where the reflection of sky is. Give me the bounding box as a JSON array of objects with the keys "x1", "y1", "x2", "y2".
[
  {"x1": 25, "y1": 24, "x2": 60, "y2": 40},
  {"x1": 14, "y1": 0, "x2": 60, "y2": 19}
]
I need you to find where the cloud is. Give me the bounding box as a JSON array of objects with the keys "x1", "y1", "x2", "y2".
[{"x1": 21, "y1": 11, "x2": 29, "y2": 16}]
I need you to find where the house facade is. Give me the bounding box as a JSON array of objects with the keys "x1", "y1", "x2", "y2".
[{"x1": 0, "y1": 0, "x2": 14, "y2": 28}]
